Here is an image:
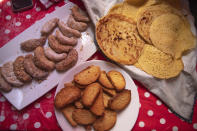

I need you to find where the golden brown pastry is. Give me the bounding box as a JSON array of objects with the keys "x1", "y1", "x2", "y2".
[
  {"x1": 74, "y1": 65, "x2": 101, "y2": 85},
  {"x1": 54, "y1": 85, "x2": 81, "y2": 109},
  {"x1": 82, "y1": 82, "x2": 101, "y2": 107},
  {"x1": 72, "y1": 109, "x2": 96, "y2": 125}
]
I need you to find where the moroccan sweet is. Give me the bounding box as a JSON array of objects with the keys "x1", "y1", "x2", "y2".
[
  {"x1": 136, "y1": 4, "x2": 180, "y2": 44},
  {"x1": 96, "y1": 14, "x2": 145, "y2": 65},
  {"x1": 134, "y1": 44, "x2": 184, "y2": 79},
  {"x1": 108, "y1": 2, "x2": 138, "y2": 20},
  {"x1": 149, "y1": 13, "x2": 196, "y2": 59}
]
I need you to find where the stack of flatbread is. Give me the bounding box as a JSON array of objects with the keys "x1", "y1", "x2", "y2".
[
  {"x1": 96, "y1": 0, "x2": 196, "y2": 79},
  {"x1": 82, "y1": 0, "x2": 197, "y2": 121}
]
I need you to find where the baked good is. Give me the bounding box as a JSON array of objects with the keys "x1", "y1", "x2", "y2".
[
  {"x1": 82, "y1": 82, "x2": 101, "y2": 107},
  {"x1": 107, "y1": 70, "x2": 126, "y2": 91},
  {"x1": 55, "y1": 86, "x2": 81, "y2": 109},
  {"x1": 93, "y1": 110, "x2": 117, "y2": 131},
  {"x1": 109, "y1": 89, "x2": 131, "y2": 111},
  {"x1": 74, "y1": 65, "x2": 101, "y2": 85},
  {"x1": 96, "y1": 14, "x2": 145, "y2": 65}
]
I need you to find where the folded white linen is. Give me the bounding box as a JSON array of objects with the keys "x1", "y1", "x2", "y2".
[{"x1": 82, "y1": 0, "x2": 197, "y2": 121}]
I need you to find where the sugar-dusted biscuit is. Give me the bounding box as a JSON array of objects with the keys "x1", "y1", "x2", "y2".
[
  {"x1": 34, "y1": 46, "x2": 55, "y2": 71},
  {"x1": 20, "y1": 37, "x2": 47, "y2": 52},
  {"x1": 1, "y1": 62, "x2": 24, "y2": 87},
  {"x1": 24, "y1": 54, "x2": 49, "y2": 80},
  {"x1": 71, "y1": 5, "x2": 90, "y2": 22},
  {"x1": 67, "y1": 15, "x2": 88, "y2": 32},
  {"x1": 58, "y1": 21, "x2": 81, "y2": 38},
  {"x1": 55, "y1": 30, "x2": 77, "y2": 46},
  {"x1": 13, "y1": 56, "x2": 32, "y2": 83},
  {"x1": 48, "y1": 35, "x2": 73, "y2": 53},
  {"x1": 44, "y1": 47, "x2": 67, "y2": 62},
  {"x1": 41, "y1": 18, "x2": 59, "y2": 36},
  {"x1": 55, "y1": 49, "x2": 78, "y2": 72},
  {"x1": 0, "y1": 67, "x2": 12, "y2": 92}
]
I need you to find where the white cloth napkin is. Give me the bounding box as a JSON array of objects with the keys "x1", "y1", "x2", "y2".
[{"x1": 82, "y1": 0, "x2": 197, "y2": 121}]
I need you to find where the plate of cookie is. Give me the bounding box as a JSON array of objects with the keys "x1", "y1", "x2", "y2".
[
  {"x1": 54, "y1": 60, "x2": 140, "y2": 131},
  {"x1": 0, "y1": 2, "x2": 97, "y2": 110}
]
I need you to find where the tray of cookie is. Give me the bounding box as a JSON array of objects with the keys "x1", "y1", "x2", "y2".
[{"x1": 0, "y1": 2, "x2": 97, "y2": 110}]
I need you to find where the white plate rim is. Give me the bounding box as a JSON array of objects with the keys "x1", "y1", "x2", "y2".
[{"x1": 54, "y1": 60, "x2": 140, "y2": 131}]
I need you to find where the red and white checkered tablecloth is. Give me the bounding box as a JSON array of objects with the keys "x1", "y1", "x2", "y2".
[{"x1": 0, "y1": 0, "x2": 197, "y2": 130}]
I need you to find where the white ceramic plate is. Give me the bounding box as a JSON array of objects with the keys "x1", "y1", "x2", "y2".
[
  {"x1": 54, "y1": 60, "x2": 140, "y2": 131},
  {"x1": 0, "y1": 2, "x2": 97, "y2": 110}
]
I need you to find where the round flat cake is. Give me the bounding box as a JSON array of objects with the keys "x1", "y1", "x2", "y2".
[
  {"x1": 108, "y1": 3, "x2": 138, "y2": 20},
  {"x1": 136, "y1": 4, "x2": 180, "y2": 44},
  {"x1": 96, "y1": 14, "x2": 145, "y2": 65},
  {"x1": 134, "y1": 44, "x2": 184, "y2": 79},
  {"x1": 149, "y1": 13, "x2": 196, "y2": 59}
]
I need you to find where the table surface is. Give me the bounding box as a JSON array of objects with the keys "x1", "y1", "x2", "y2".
[{"x1": 0, "y1": 0, "x2": 197, "y2": 131}]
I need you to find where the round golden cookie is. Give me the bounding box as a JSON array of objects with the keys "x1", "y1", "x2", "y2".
[
  {"x1": 134, "y1": 44, "x2": 184, "y2": 79},
  {"x1": 96, "y1": 14, "x2": 145, "y2": 65},
  {"x1": 149, "y1": 13, "x2": 196, "y2": 59},
  {"x1": 136, "y1": 4, "x2": 181, "y2": 44}
]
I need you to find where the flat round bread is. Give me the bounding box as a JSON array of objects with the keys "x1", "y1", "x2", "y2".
[
  {"x1": 108, "y1": 3, "x2": 138, "y2": 20},
  {"x1": 161, "y1": 0, "x2": 181, "y2": 10},
  {"x1": 124, "y1": 0, "x2": 147, "y2": 6},
  {"x1": 150, "y1": 13, "x2": 196, "y2": 59},
  {"x1": 136, "y1": 4, "x2": 181, "y2": 44},
  {"x1": 125, "y1": 0, "x2": 158, "y2": 6},
  {"x1": 96, "y1": 14, "x2": 145, "y2": 65},
  {"x1": 134, "y1": 44, "x2": 183, "y2": 79},
  {"x1": 108, "y1": 0, "x2": 158, "y2": 21}
]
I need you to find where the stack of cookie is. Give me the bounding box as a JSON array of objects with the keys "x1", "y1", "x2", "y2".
[
  {"x1": 0, "y1": 5, "x2": 89, "y2": 92},
  {"x1": 54, "y1": 65, "x2": 131, "y2": 131}
]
